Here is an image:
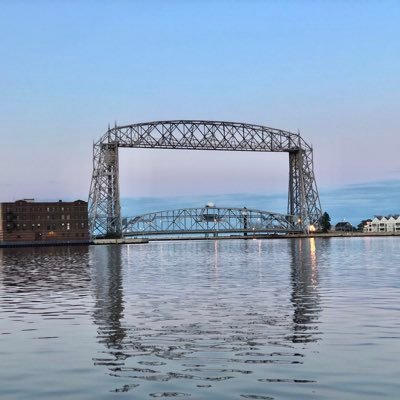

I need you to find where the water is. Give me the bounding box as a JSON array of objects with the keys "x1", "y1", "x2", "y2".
[{"x1": 0, "y1": 238, "x2": 400, "y2": 399}]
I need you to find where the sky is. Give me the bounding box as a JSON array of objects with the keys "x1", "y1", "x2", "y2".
[{"x1": 0, "y1": 0, "x2": 399, "y2": 221}]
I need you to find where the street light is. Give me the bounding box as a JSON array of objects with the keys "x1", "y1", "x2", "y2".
[{"x1": 242, "y1": 207, "x2": 248, "y2": 236}]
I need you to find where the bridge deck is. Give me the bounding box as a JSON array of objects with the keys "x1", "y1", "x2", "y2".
[{"x1": 123, "y1": 228, "x2": 301, "y2": 237}]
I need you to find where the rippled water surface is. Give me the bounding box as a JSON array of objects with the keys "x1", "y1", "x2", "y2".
[{"x1": 1, "y1": 238, "x2": 400, "y2": 399}]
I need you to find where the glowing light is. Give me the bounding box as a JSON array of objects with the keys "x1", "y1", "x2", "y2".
[{"x1": 309, "y1": 225, "x2": 316, "y2": 232}]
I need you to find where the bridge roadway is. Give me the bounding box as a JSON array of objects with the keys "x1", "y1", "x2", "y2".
[{"x1": 121, "y1": 206, "x2": 303, "y2": 238}]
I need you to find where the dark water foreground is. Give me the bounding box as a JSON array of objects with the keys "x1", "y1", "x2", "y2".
[{"x1": 0, "y1": 238, "x2": 399, "y2": 399}]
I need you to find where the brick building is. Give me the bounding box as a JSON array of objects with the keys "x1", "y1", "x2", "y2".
[{"x1": 0, "y1": 199, "x2": 89, "y2": 244}]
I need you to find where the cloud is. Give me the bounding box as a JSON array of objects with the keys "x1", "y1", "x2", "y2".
[{"x1": 121, "y1": 179, "x2": 400, "y2": 225}]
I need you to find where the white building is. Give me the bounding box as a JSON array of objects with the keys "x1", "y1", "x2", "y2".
[{"x1": 364, "y1": 215, "x2": 400, "y2": 233}]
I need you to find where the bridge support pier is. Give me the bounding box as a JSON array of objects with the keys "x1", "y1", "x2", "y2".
[
  {"x1": 89, "y1": 142, "x2": 122, "y2": 238},
  {"x1": 288, "y1": 147, "x2": 321, "y2": 232},
  {"x1": 288, "y1": 150, "x2": 306, "y2": 231},
  {"x1": 105, "y1": 143, "x2": 122, "y2": 237}
]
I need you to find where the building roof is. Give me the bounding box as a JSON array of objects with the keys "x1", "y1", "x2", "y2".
[
  {"x1": 373, "y1": 214, "x2": 400, "y2": 221},
  {"x1": 335, "y1": 221, "x2": 352, "y2": 227},
  {"x1": 2, "y1": 199, "x2": 87, "y2": 205}
]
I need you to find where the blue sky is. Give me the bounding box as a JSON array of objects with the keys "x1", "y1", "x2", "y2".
[{"x1": 0, "y1": 1, "x2": 399, "y2": 220}]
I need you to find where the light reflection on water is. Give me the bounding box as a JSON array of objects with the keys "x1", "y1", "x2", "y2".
[{"x1": 0, "y1": 238, "x2": 400, "y2": 399}]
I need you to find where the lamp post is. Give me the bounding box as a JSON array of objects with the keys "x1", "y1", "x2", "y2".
[{"x1": 242, "y1": 207, "x2": 248, "y2": 237}]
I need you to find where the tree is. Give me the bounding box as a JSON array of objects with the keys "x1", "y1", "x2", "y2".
[{"x1": 319, "y1": 212, "x2": 331, "y2": 233}]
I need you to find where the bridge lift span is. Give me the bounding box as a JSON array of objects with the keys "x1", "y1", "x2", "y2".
[
  {"x1": 122, "y1": 205, "x2": 303, "y2": 238},
  {"x1": 88, "y1": 120, "x2": 323, "y2": 238}
]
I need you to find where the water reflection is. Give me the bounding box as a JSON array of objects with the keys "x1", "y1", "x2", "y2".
[
  {"x1": 0, "y1": 246, "x2": 90, "y2": 294},
  {"x1": 0, "y1": 245, "x2": 91, "y2": 345},
  {"x1": 1, "y1": 238, "x2": 400, "y2": 399},
  {"x1": 91, "y1": 245, "x2": 126, "y2": 352},
  {"x1": 289, "y1": 238, "x2": 323, "y2": 343},
  {"x1": 90, "y1": 239, "x2": 324, "y2": 397}
]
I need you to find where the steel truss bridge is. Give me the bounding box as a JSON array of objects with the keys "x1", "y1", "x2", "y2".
[
  {"x1": 122, "y1": 206, "x2": 302, "y2": 237},
  {"x1": 89, "y1": 120, "x2": 323, "y2": 238}
]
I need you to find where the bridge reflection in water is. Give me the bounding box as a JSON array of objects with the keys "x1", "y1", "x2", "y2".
[
  {"x1": 289, "y1": 238, "x2": 324, "y2": 344},
  {"x1": 122, "y1": 205, "x2": 303, "y2": 238},
  {"x1": 91, "y1": 246, "x2": 126, "y2": 351},
  {"x1": 91, "y1": 239, "x2": 322, "y2": 394}
]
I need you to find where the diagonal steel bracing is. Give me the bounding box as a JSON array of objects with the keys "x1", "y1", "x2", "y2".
[
  {"x1": 88, "y1": 120, "x2": 323, "y2": 238},
  {"x1": 122, "y1": 206, "x2": 301, "y2": 237}
]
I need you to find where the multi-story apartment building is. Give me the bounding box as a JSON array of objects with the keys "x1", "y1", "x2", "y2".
[
  {"x1": 363, "y1": 215, "x2": 400, "y2": 233},
  {"x1": 0, "y1": 199, "x2": 89, "y2": 244}
]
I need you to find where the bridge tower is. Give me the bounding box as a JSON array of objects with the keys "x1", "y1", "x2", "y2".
[
  {"x1": 88, "y1": 120, "x2": 322, "y2": 238},
  {"x1": 89, "y1": 141, "x2": 121, "y2": 237}
]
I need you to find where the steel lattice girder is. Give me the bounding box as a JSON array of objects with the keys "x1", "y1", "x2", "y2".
[
  {"x1": 88, "y1": 120, "x2": 323, "y2": 238},
  {"x1": 122, "y1": 206, "x2": 301, "y2": 236}
]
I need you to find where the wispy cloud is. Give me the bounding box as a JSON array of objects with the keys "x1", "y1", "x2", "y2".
[{"x1": 121, "y1": 179, "x2": 400, "y2": 225}]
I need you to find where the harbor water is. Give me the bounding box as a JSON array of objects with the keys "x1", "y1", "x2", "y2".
[{"x1": 0, "y1": 237, "x2": 399, "y2": 399}]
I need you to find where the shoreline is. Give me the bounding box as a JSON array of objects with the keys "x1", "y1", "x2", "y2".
[
  {"x1": 145, "y1": 231, "x2": 400, "y2": 242},
  {"x1": 1, "y1": 231, "x2": 399, "y2": 248}
]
